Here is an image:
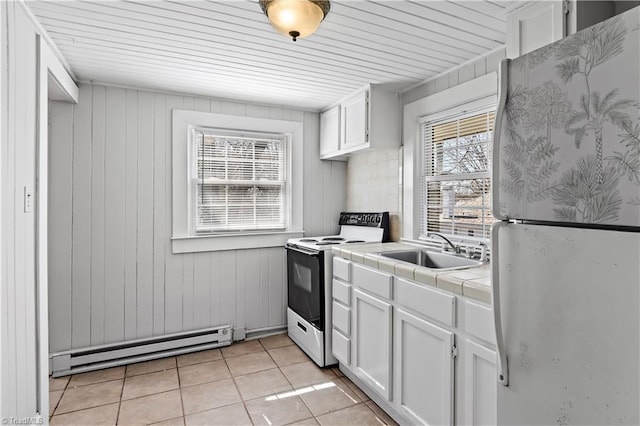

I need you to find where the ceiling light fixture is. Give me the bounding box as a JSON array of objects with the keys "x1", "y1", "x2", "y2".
[{"x1": 259, "y1": 0, "x2": 330, "y2": 42}]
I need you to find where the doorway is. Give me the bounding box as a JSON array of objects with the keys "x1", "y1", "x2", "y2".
[{"x1": 36, "y1": 34, "x2": 78, "y2": 419}]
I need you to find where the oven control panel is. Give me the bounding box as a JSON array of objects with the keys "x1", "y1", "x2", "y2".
[{"x1": 338, "y1": 212, "x2": 389, "y2": 228}]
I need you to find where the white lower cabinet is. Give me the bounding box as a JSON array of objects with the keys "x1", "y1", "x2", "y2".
[
  {"x1": 332, "y1": 257, "x2": 497, "y2": 425},
  {"x1": 395, "y1": 308, "x2": 455, "y2": 426},
  {"x1": 332, "y1": 328, "x2": 351, "y2": 365},
  {"x1": 353, "y1": 288, "x2": 393, "y2": 400},
  {"x1": 463, "y1": 339, "x2": 497, "y2": 426}
]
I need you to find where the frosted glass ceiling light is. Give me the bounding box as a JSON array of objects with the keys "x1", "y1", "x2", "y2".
[{"x1": 260, "y1": 0, "x2": 330, "y2": 42}]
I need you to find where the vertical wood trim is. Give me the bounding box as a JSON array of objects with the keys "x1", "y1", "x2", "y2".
[
  {"x1": 214, "y1": 250, "x2": 236, "y2": 327},
  {"x1": 163, "y1": 95, "x2": 183, "y2": 334},
  {"x1": 71, "y1": 84, "x2": 92, "y2": 348},
  {"x1": 103, "y1": 86, "x2": 126, "y2": 343},
  {"x1": 475, "y1": 57, "x2": 487, "y2": 78},
  {"x1": 459, "y1": 63, "x2": 476, "y2": 84},
  {"x1": 2, "y1": 1, "x2": 18, "y2": 412},
  {"x1": 258, "y1": 248, "x2": 270, "y2": 327},
  {"x1": 152, "y1": 93, "x2": 166, "y2": 336},
  {"x1": 90, "y1": 85, "x2": 106, "y2": 346},
  {"x1": 181, "y1": 253, "x2": 194, "y2": 330},
  {"x1": 267, "y1": 248, "x2": 284, "y2": 327},
  {"x1": 15, "y1": 5, "x2": 38, "y2": 413},
  {"x1": 192, "y1": 252, "x2": 211, "y2": 329},
  {"x1": 180, "y1": 96, "x2": 194, "y2": 333},
  {"x1": 136, "y1": 91, "x2": 154, "y2": 337},
  {"x1": 235, "y1": 250, "x2": 247, "y2": 333},
  {"x1": 48, "y1": 101, "x2": 73, "y2": 352},
  {"x1": 0, "y1": 1, "x2": 6, "y2": 414},
  {"x1": 123, "y1": 89, "x2": 138, "y2": 340}
]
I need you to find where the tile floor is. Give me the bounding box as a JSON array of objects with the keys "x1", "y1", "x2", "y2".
[{"x1": 49, "y1": 333, "x2": 399, "y2": 425}]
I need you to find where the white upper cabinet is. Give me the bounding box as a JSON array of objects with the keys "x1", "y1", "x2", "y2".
[
  {"x1": 506, "y1": 1, "x2": 566, "y2": 58},
  {"x1": 342, "y1": 89, "x2": 369, "y2": 150},
  {"x1": 320, "y1": 84, "x2": 401, "y2": 160},
  {"x1": 319, "y1": 104, "x2": 341, "y2": 158},
  {"x1": 506, "y1": 0, "x2": 616, "y2": 58}
]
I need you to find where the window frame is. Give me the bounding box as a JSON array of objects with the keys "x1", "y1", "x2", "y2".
[
  {"x1": 172, "y1": 109, "x2": 303, "y2": 253},
  {"x1": 419, "y1": 106, "x2": 496, "y2": 242},
  {"x1": 188, "y1": 127, "x2": 289, "y2": 234},
  {"x1": 401, "y1": 72, "x2": 498, "y2": 241}
]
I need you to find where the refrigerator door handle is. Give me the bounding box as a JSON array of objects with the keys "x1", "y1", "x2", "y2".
[
  {"x1": 492, "y1": 58, "x2": 510, "y2": 222},
  {"x1": 492, "y1": 221, "x2": 509, "y2": 386}
]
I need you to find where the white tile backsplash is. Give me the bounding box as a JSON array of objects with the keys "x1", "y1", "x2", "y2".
[{"x1": 346, "y1": 148, "x2": 402, "y2": 241}]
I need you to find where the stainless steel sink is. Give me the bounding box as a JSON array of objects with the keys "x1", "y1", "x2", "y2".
[{"x1": 377, "y1": 249, "x2": 484, "y2": 270}]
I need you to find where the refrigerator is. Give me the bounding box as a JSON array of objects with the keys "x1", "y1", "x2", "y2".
[{"x1": 492, "y1": 6, "x2": 640, "y2": 425}]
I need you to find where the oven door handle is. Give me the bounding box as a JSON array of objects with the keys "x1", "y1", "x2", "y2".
[{"x1": 285, "y1": 244, "x2": 320, "y2": 257}]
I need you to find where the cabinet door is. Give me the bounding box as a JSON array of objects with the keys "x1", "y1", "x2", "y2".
[
  {"x1": 395, "y1": 308, "x2": 455, "y2": 426},
  {"x1": 320, "y1": 105, "x2": 341, "y2": 157},
  {"x1": 353, "y1": 288, "x2": 392, "y2": 400},
  {"x1": 506, "y1": 1, "x2": 565, "y2": 58},
  {"x1": 464, "y1": 340, "x2": 497, "y2": 426},
  {"x1": 342, "y1": 90, "x2": 368, "y2": 149}
]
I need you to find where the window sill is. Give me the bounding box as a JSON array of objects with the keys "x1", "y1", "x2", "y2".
[{"x1": 171, "y1": 230, "x2": 304, "y2": 253}]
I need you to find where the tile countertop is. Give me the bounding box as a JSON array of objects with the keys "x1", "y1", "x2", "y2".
[{"x1": 332, "y1": 242, "x2": 492, "y2": 304}]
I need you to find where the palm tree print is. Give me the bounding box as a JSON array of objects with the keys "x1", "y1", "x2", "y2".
[
  {"x1": 526, "y1": 82, "x2": 572, "y2": 145},
  {"x1": 565, "y1": 89, "x2": 633, "y2": 183},
  {"x1": 555, "y1": 16, "x2": 627, "y2": 118},
  {"x1": 555, "y1": 16, "x2": 633, "y2": 184},
  {"x1": 607, "y1": 121, "x2": 640, "y2": 186},
  {"x1": 552, "y1": 155, "x2": 622, "y2": 223},
  {"x1": 501, "y1": 83, "x2": 566, "y2": 202},
  {"x1": 502, "y1": 132, "x2": 559, "y2": 202},
  {"x1": 498, "y1": 10, "x2": 639, "y2": 225}
]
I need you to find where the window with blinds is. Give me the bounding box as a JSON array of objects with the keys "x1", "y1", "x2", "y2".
[
  {"x1": 421, "y1": 108, "x2": 496, "y2": 241},
  {"x1": 191, "y1": 128, "x2": 287, "y2": 233}
]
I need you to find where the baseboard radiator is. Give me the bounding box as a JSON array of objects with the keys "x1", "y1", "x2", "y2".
[{"x1": 50, "y1": 325, "x2": 233, "y2": 377}]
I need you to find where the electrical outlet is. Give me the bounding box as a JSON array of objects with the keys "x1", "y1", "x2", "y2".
[{"x1": 24, "y1": 186, "x2": 33, "y2": 213}]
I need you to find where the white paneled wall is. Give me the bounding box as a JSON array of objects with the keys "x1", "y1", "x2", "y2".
[
  {"x1": 402, "y1": 48, "x2": 505, "y2": 106},
  {"x1": 1, "y1": 1, "x2": 39, "y2": 417},
  {"x1": 48, "y1": 85, "x2": 346, "y2": 352}
]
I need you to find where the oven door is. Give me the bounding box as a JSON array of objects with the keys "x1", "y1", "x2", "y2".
[{"x1": 286, "y1": 244, "x2": 325, "y2": 331}]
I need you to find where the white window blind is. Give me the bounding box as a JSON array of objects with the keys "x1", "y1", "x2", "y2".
[
  {"x1": 421, "y1": 108, "x2": 496, "y2": 240},
  {"x1": 192, "y1": 129, "x2": 287, "y2": 232}
]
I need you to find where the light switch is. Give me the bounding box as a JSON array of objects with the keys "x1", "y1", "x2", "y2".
[{"x1": 24, "y1": 186, "x2": 33, "y2": 213}]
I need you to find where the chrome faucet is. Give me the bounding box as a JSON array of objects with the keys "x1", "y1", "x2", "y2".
[{"x1": 427, "y1": 232, "x2": 461, "y2": 254}]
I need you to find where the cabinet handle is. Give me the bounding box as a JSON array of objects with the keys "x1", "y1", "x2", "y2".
[
  {"x1": 492, "y1": 58, "x2": 510, "y2": 221},
  {"x1": 492, "y1": 221, "x2": 509, "y2": 386}
]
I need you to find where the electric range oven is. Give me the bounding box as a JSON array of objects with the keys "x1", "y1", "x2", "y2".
[{"x1": 285, "y1": 212, "x2": 390, "y2": 367}]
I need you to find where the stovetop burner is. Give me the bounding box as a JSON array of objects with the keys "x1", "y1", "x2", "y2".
[{"x1": 286, "y1": 212, "x2": 390, "y2": 252}]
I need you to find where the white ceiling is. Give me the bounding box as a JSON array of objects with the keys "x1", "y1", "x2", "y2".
[{"x1": 27, "y1": 0, "x2": 509, "y2": 111}]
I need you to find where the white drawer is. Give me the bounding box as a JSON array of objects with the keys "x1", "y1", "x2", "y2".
[
  {"x1": 332, "y1": 329, "x2": 351, "y2": 365},
  {"x1": 352, "y1": 263, "x2": 392, "y2": 300},
  {"x1": 333, "y1": 257, "x2": 351, "y2": 282},
  {"x1": 396, "y1": 278, "x2": 456, "y2": 326},
  {"x1": 332, "y1": 301, "x2": 351, "y2": 335},
  {"x1": 465, "y1": 300, "x2": 496, "y2": 345},
  {"x1": 332, "y1": 279, "x2": 351, "y2": 305}
]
